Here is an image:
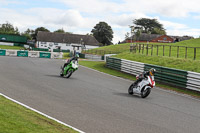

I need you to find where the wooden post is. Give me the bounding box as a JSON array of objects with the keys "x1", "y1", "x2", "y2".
[
  {"x1": 130, "y1": 44, "x2": 133, "y2": 52},
  {"x1": 194, "y1": 48, "x2": 196, "y2": 60},
  {"x1": 185, "y1": 47, "x2": 187, "y2": 59},
  {"x1": 169, "y1": 46, "x2": 171, "y2": 57},
  {"x1": 157, "y1": 45, "x2": 159, "y2": 56},
  {"x1": 163, "y1": 45, "x2": 165, "y2": 56},
  {"x1": 146, "y1": 44, "x2": 148, "y2": 55},
  {"x1": 142, "y1": 44, "x2": 144, "y2": 54},
  {"x1": 139, "y1": 44, "x2": 141, "y2": 53},
  {"x1": 177, "y1": 46, "x2": 179, "y2": 58},
  {"x1": 151, "y1": 45, "x2": 153, "y2": 56}
]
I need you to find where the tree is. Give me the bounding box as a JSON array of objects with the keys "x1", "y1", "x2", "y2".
[
  {"x1": 135, "y1": 29, "x2": 142, "y2": 41},
  {"x1": 91, "y1": 22, "x2": 113, "y2": 46},
  {"x1": 0, "y1": 22, "x2": 20, "y2": 35},
  {"x1": 133, "y1": 18, "x2": 166, "y2": 35},
  {"x1": 125, "y1": 32, "x2": 130, "y2": 39},
  {"x1": 21, "y1": 28, "x2": 35, "y2": 40},
  {"x1": 151, "y1": 27, "x2": 166, "y2": 35},
  {"x1": 54, "y1": 28, "x2": 65, "y2": 33},
  {"x1": 32, "y1": 27, "x2": 50, "y2": 39}
]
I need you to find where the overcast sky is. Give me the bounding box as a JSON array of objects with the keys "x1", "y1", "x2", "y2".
[{"x1": 1, "y1": 0, "x2": 200, "y2": 43}]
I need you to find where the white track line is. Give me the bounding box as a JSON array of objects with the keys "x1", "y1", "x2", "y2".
[
  {"x1": 0, "y1": 93, "x2": 85, "y2": 133},
  {"x1": 80, "y1": 65, "x2": 200, "y2": 102}
]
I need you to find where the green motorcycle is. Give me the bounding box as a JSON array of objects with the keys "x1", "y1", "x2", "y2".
[{"x1": 60, "y1": 60, "x2": 79, "y2": 78}]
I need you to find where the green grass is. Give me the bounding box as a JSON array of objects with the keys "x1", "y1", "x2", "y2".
[
  {"x1": 113, "y1": 52, "x2": 200, "y2": 73},
  {"x1": 83, "y1": 38, "x2": 200, "y2": 59},
  {"x1": 63, "y1": 53, "x2": 70, "y2": 58},
  {"x1": 81, "y1": 38, "x2": 200, "y2": 72},
  {"x1": 79, "y1": 60, "x2": 135, "y2": 80},
  {"x1": 79, "y1": 60, "x2": 200, "y2": 98},
  {"x1": 169, "y1": 38, "x2": 200, "y2": 47},
  {"x1": 82, "y1": 43, "x2": 130, "y2": 55},
  {"x1": 132, "y1": 44, "x2": 200, "y2": 60},
  {"x1": 0, "y1": 45, "x2": 25, "y2": 50},
  {"x1": 0, "y1": 95, "x2": 78, "y2": 133}
]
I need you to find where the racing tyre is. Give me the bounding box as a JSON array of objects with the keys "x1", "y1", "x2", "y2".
[
  {"x1": 128, "y1": 84, "x2": 134, "y2": 95},
  {"x1": 66, "y1": 69, "x2": 73, "y2": 78},
  {"x1": 141, "y1": 87, "x2": 151, "y2": 98},
  {"x1": 60, "y1": 70, "x2": 64, "y2": 77}
]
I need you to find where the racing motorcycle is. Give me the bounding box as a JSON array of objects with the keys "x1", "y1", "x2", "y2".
[
  {"x1": 128, "y1": 74, "x2": 155, "y2": 98},
  {"x1": 60, "y1": 60, "x2": 78, "y2": 78}
]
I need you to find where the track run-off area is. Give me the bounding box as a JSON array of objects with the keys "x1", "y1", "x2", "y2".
[{"x1": 0, "y1": 56, "x2": 200, "y2": 133}]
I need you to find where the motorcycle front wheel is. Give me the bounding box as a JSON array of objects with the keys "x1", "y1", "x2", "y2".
[
  {"x1": 128, "y1": 84, "x2": 134, "y2": 95},
  {"x1": 60, "y1": 70, "x2": 64, "y2": 77},
  {"x1": 141, "y1": 87, "x2": 151, "y2": 98},
  {"x1": 66, "y1": 69, "x2": 73, "y2": 78}
]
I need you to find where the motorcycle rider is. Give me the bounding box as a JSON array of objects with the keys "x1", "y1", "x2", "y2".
[
  {"x1": 62, "y1": 53, "x2": 79, "y2": 70},
  {"x1": 134, "y1": 68, "x2": 156, "y2": 86}
]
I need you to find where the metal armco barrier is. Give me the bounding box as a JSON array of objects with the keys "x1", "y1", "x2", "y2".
[
  {"x1": 106, "y1": 57, "x2": 121, "y2": 71},
  {"x1": 79, "y1": 53, "x2": 85, "y2": 58},
  {"x1": 106, "y1": 57, "x2": 200, "y2": 92},
  {"x1": 17, "y1": 51, "x2": 28, "y2": 57},
  {"x1": 0, "y1": 49, "x2": 6, "y2": 56},
  {"x1": 121, "y1": 59, "x2": 144, "y2": 76},
  {"x1": 85, "y1": 54, "x2": 103, "y2": 61},
  {"x1": 187, "y1": 71, "x2": 200, "y2": 92},
  {"x1": 144, "y1": 64, "x2": 187, "y2": 88}
]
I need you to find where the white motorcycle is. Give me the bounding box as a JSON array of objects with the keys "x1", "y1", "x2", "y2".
[{"x1": 128, "y1": 75, "x2": 155, "y2": 98}]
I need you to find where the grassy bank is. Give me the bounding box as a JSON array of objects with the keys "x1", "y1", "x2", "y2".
[
  {"x1": 113, "y1": 52, "x2": 200, "y2": 73},
  {"x1": 0, "y1": 95, "x2": 78, "y2": 133},
  {"x1": 83, "y1": 38, "x2": 200, "y2": 59},
  {"x1": 0, "y1": 45, "x2": 25, "y2": 50},
  {"x1": 79, "y1": 60, "x2": 200, "y2": 98}
]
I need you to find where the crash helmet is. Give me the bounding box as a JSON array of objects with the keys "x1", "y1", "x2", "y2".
[
  {"x1": 149, "y1": 68, "x2": 156, "y2": 76},
  {"x1": 75, "y1": 53, "x2": 79, "y2": 58}
]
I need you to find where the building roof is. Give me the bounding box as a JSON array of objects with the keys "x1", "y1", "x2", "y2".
[
  {"x1": 37, "y1": 31, "x2": 99, "y2": 46},
  {"x1": 128, "y1": 33, "x2": 162, "y2": 41},
  {"x1": 169, "y1": 35, "x2": 194, "y2": 41},
  {"x1": 127, "y1": 33, "x2": 193, "y2": 42}
]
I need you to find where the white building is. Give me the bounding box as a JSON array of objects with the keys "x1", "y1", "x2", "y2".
[{"x1": 36, "y1": 31, "x2": 99, "y2": 53}]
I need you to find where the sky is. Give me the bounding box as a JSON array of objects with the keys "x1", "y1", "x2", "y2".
[{"x1": 1, "y1": 0, "x2": 200, "y2": 43}]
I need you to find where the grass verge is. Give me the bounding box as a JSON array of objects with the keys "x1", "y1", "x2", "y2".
[
  {"x1": 0, "y1": 45, "x2": 25, "y2": 50},
  {"x1": 113, "y1": 52, "x2": 200, "y2": 73},
  {"x1": 79, "y1": 60, "x2": 200, "y2": 98},
  {"x1": 79, "y1": 60, "x2": 135, "y2": 80},
  {"x1": 0, "y1": 95, "x2": 78, "y2": 133}
]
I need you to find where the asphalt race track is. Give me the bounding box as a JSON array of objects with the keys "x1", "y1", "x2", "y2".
[{"x1": 0, "y1": 56, "x2": 200, "y2": 133}]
